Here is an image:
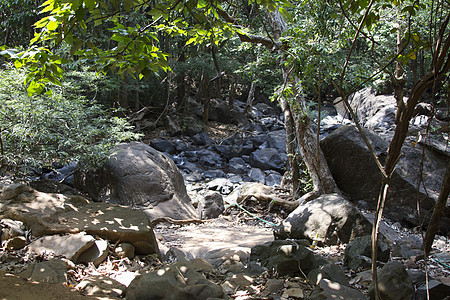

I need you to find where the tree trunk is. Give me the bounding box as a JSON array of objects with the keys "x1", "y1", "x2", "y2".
[
  {"x1": 423, "y1": 162, "x2": 450, "y2": 255},
  {"x1": 293, "y1": 94, "x2": 340, "y2": 202},
  {"x1": 278, "y1": 95, "x2": 302, "y2": 197},
  {"x1": 245, "y1": 81, "x2": 256, "y2": 114},
  {"x1": 269, "y1": 10, "x2": 340, "y2": 202}
]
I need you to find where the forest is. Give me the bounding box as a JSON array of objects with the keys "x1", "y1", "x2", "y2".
[{"x1": 0, "y1": 0, "x2": 449, "y2": 299}]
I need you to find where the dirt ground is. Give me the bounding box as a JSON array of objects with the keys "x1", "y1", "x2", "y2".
[{"x1": 0, "y1": 270, "x2": 96, "y2": 300}]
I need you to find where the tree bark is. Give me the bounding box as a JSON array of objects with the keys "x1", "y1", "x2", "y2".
[{"x1": 423, "y1": 162, "x2": 450, "y2": 255}]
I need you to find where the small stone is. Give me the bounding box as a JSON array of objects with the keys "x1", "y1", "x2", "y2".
[
  {"x1": 264, "y1": 278, "x2": 284, "y2": 293},
  {"x1": 76, "y1": 239, "x2": 108, "y2": 267},
  {"x1": 115, "y1": 243, "x2": 135, "y2": 259},
  {"x1": 5, "y1": 236, "x2": 26, "y2": 250},
  {"x1": 284, "y1": 288, "x2": 304, "y2": 299}
]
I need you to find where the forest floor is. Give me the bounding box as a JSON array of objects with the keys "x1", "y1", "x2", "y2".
[{"x1": 1, "y1": 204, "x2": 449, "y2": 299}]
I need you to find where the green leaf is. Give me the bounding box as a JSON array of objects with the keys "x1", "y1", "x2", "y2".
[
  {"x1": 70, "y1": 41, "x2": 83, "y2": 55},
  {"x1": 47, "y1": 19, "x2": 59, "y2": 31}
]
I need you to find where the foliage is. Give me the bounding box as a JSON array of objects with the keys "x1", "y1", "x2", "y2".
[
  {"x1": 0, "y1": 0, "x2": 290, "y2": 95},
  {"x1": 0, "y1": 64, "x2": 142, "y2": 175},
  {"x1": 0, "y1": 0, "x2": 40, "y2": 47}
]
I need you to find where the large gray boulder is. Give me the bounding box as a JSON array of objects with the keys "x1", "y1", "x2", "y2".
[
  {"x1": 320, "y1": 125, "x2": 448, "y2": 230},
  {"x1": 127, "y1": 258, "x2": 226, "y2": 300},
  {"x1": 249, "y1": 148, "x2": 285, "y2": 172},
  {"x1": 344, "y1": 235, "x2": 390, "y2": 270},
  {"x1": 250, "y1": 240, "x2": 319, "y2": 276},
  {"x1": 369, "y1": 261, "x2": 414, "y2": 300},
  {"x1": 309, "y1": 279, "x2": 368, "y2": 300},
  {"x1": 334, "y1": 87, "x2": 396, "y2": 132},
  {"x1": 74, "y1": 142, "x2": 197, "y2": 220},
  {"x1": 274, "y1": 194, "x2": 372, "y2": 245},
  {"x1": 0, "y1": 184, "x2": 159, "y2": 255}
]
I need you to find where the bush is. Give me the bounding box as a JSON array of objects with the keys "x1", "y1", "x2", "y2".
[{"x1": 0, "y1": 64, "x2": 142, "y2": 176}]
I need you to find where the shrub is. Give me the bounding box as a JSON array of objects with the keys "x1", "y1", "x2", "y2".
[{"x1": 0, "y1": 64, "x2": 142, "y2": 176}]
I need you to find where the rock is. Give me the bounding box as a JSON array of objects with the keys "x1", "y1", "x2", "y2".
[
  {"x1": 214, "y1": 144, "x2": 254, "y2": 160},
  {"x1": 206, "y1": 178, "x2": 233, "y2": 195},
  {"x1": 369, "y1": 261, "x2": 414, "y2": 300},
  {"x1": 28, "y1": 233, "x2": 96, "y2": 263},
  {"x1": 198, "y1": 192, "x2": 225, "y2": 220},
  {"x1": 309, "y1": 279, "x2": 368, "y2": 300},
  {"x1": 165, "y1": 246, "x2": 194, "y2": 262},
  {"x1": 284, "y1": 287, "x2": 304, "y2": 299},
  {"x1": 249, "y1": 148, "x2": 285, "y2": 172},
  {"x1": 0, "y1": 184, "x2": 159, "y2": 255},
  {"x1": 394, "y1": 236, "x2": 424, "y2": 259},
  {"x1": 115, "y1": 243, "x2": 135, "y2": 259},
  {"x1": 254, "y1": 103, "x2": 277, "y2": 117},
  {"x1": 30, "y1": 179, "x2": 79, "y2": 195},
  {"x1": 337, "y1": 87, "x2": 397, "y2": 131},
  {"x1": 320, "y1": 125, "x2": 443, "y2": 228},
  {"x1": 308, "y1": 263, "x2": 349, "y2": 286},
  {"x1": 265, "y1": 171, "x2": 282, "y2": 187},
  {"x1": 413, "y1": 279, "x2": 450, "y2": 300},
  {"x1": 222, "y1": 274, "x2": 255, "y2": 294},
  {"x1": 267, "y1": 130, "x2": 286, "y2": 153},
  {"x1": 275, "y1": 194, "x2": 372, "y2": 246},
  {"x1": 248, "y1": 168, "x2": 265, "y2": 183},
  {"x1": 203, "y1": 169, "x2": 227, "y2": 178},
  {"x1": 264, "y1": 278, "x2": 284, "y2": 293},
  {"x1": 228, "y1": 157, "x2": 250, "y2": 174},
  {"x1": 127, "y1": 259, "x2": 226, "y2": 300},
  {"x1": 77, "y1": 239, "x2": 109, "y2": 267},
  {"x1": 208, "y1": 98, "x2": 237, "y2": 124},
  {"x1": 41, "y1": 162, "x2": 77, "y2": 187},
  {"x1": 250, "y1": 240, "x2": 318, "y2": 276},
  {"x1": 204, "y1": 248, "x2": 248, "y2": 273},
  {"x1": 4, "y1": 236, "x2": 26, "y2": 250},
  {"x1": 19, "y1": 258, "x2": 68, "y2": 283},
  {"x1": 165, "y1": 115, "x2": 182, "y2": 135},
  {"x1": 73, "y1": 142, "x2": 197, "y2": 221},
  {"x1": 0, "y1": 218, "x2": 25, "y2": 242},
  {"x1": 344, "y1": 235, "x2": 390, "y2": 270},
  {"x1": 76, "y1": 275, "x2": 127, "y2": 298},
  {"x1": 150, "y1": 138, "x2": 176, "y2": 154},
  {"x1": 192, "y1": 132, "x2": 213, "y2": 146}
]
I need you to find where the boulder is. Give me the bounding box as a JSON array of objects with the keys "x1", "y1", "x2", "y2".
[
  {"x1": 150, "y1": 138, "x2": 176, "y2": 154},
  {"x1": 274, "y1": 194, "x2": 372, "y2": 245},
  {"x1": 0, "y1": 184, "x2": 159, "y2": 255},
  {"x1": 250, "y1": 240, "x2": 318, "y2": 276},
  {"x1": 344, "y1": 235, "x2": 390, "y2": 270},
  {"x1": 320, "y1": 125, "x2": 446, "y2": 229},
  {"x1": 76, "y1": 275, "x2": 127, "y2": 298},
  {"x1": 198, "y1": 192, "x2": 225, "y2": 220},
  {"x1": 77, "y1": 238, "x2": 109, "y2": 267},
  {"x1": 267, "y1": 130, "x2": 286, "y2": 154},
  {"x1": 127, "y1": 259, "x2": 226, "y2": 300},
  {"x1": 393, "y1": 235, "x2": 424, "y2": 259},
  {"x1": 414, "y1": 279, "x2": 450, "y2": 300},
  {"x1": 248, "y1": 168, "x2": 265, "y2": 183},
  {"x1": 28, "y1": 232, "x2": 96, "y2": 263},
  {"x1": 249, "y1": 148, "x2": 285, "y2": 172},
  {"x1": 19, "y1": 258, "x2": 68, "y2": 283},
  {"x1": 369, "y1": 261, "x2": 414, "y2": 300},
  {"x1": 73, "y1": 142, "x2": 197, "y2": 220},
  {"x1": 335, "y1": 87, "x2": 396, "y2": 132},
  {"x1": 308, "y1": 278, "x2": 368, "y2": 300},
  {"x1": 308, "y1": 263, "x2": 349, "y2": 286}
]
